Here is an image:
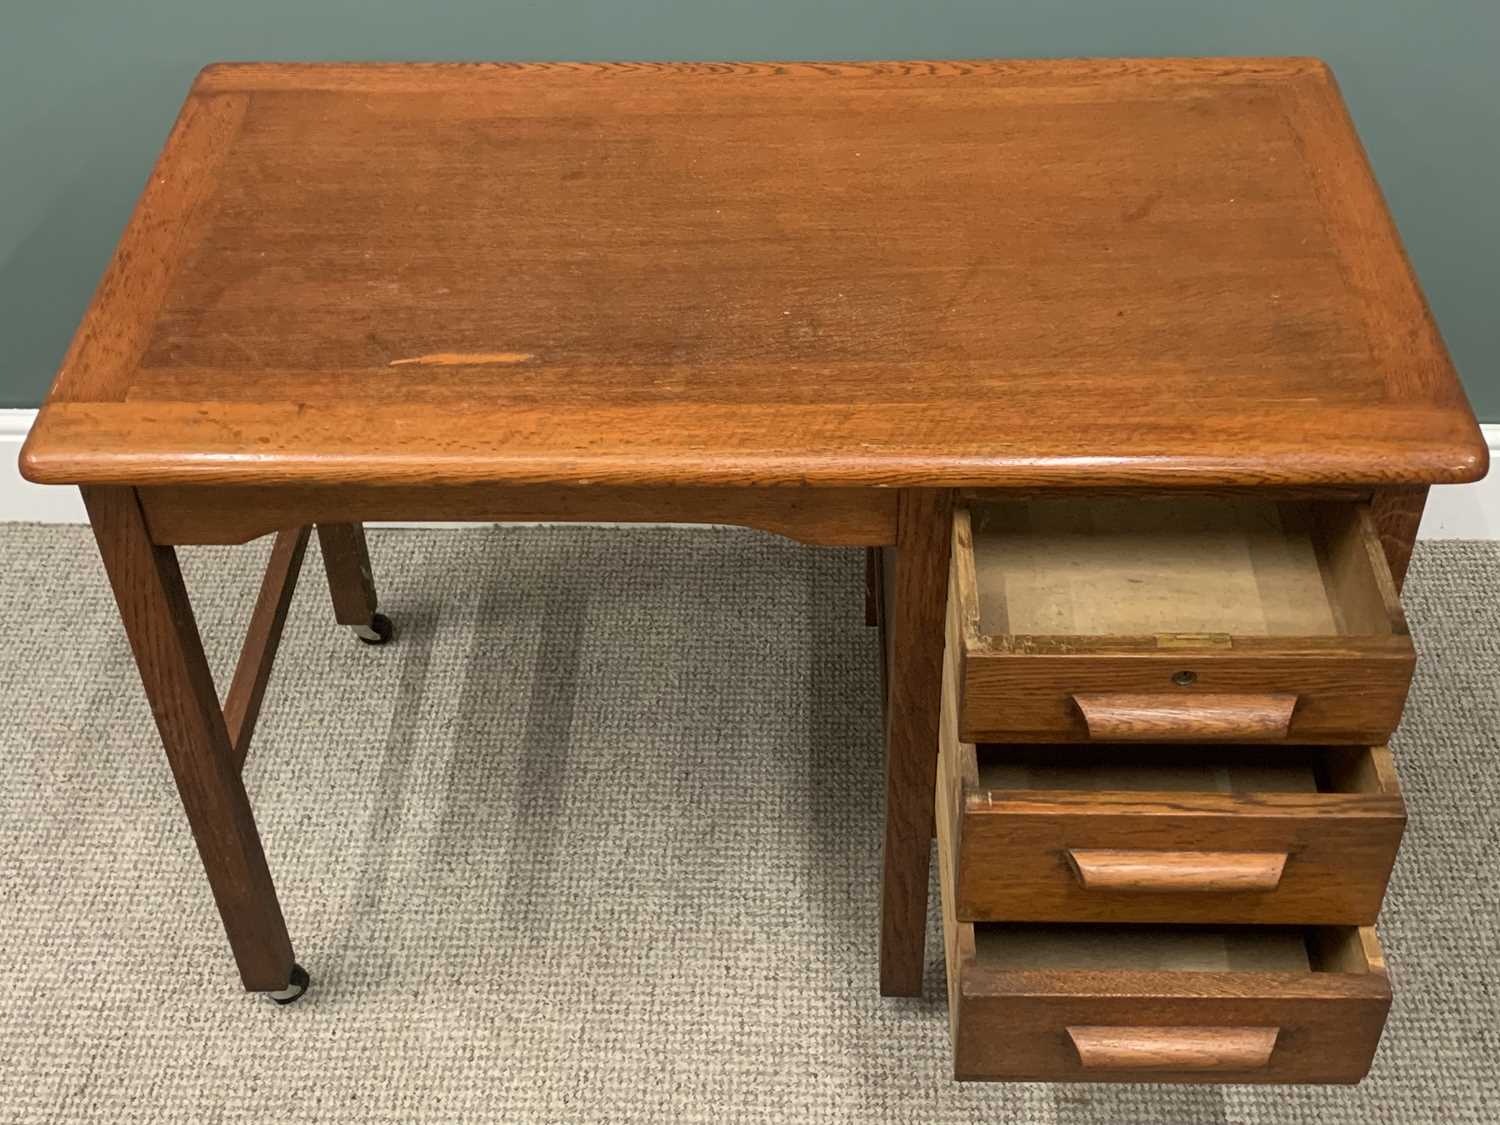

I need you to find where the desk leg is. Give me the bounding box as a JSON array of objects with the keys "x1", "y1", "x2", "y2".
[
  {"x1": 879, "y1": 490, "x2": 953, "y2": 997},
  {"x1": 84, "y1": 486, "x2": 302, "y2": 998},
  {"x1": 316, "y1": 522, "x2": 393, "y2": 644},
  {"x1": 1370, "y1": 486, "x2": 1427, "y2": 594}
]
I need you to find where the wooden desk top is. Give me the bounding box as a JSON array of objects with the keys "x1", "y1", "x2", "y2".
[{"x1": 20, "y1": 59, "x2": 1487, "y2": 490}]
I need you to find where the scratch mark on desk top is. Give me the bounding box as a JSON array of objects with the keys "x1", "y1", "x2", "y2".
[{"x1": 389, "y1": 352, "x2": 535, "y2": 367}]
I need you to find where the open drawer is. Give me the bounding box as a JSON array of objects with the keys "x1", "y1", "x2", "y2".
[
  {"x1": 948, "y1": 742, "x2": 1405, "y2": 926},
  {"x1": 950, "y1": 497, "x2": 1415, "y2": 744},
  {"x1": 939, "y1": 918, "x2": 1392, "y2": 1084}
]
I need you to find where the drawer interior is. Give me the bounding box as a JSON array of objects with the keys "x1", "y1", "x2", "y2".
[
  {"x1": 974, "y1": 743, "x2": 1397, "y2": 797},
  {"x1": 968, "y1": 498, "x2": 1400, "y2": 639},
  {"x1": 972, "y1": 923, "x2": 1377, "y2": 976}
]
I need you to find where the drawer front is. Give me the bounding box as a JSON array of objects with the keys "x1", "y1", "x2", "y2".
[
  {"x1": 953, "y1": 786, "x2": 1404, "y2": 925},
  {"x1": 952, "y1": 981, "x2": 1391, "y2": 1084},
  {"x1": 957, "y1": 648, "x2": 1414, "y2": 745}
]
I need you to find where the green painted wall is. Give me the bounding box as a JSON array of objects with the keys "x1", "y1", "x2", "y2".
[{"x1": 4, "y1": 1, "x2": 1497, "y2": 415}]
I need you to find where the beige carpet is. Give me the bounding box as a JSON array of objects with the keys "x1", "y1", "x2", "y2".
[{"x1": 1, "y1": 525, "x2": 1497, "y2": 1124}]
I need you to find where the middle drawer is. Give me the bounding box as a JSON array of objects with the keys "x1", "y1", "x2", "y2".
[{"x1": 940, "y1": 650, "x2": 1406, "y2": 926}]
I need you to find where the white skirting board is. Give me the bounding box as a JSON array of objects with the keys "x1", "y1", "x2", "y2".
[
  {"x1": 1, "y1": 411, "x2": 87, "y2": 524},
  {"x1": 4, "y1": 408, "x2": 1498, "y2": 539}
]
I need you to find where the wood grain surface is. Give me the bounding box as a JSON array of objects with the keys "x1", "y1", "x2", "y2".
[
  {"x1": 939, "y1": 632, "x2": 1405, "y2": 924},
  {"x1": 315, "y1": 523, "x2": 379, "y2": 627},
  {"x1": 1064, "y1": 850, "x2": 1290, "y2": 894},
  {"x1": 224, "y1": 525, "x2": 309, "y2": 768},
  {"x1": 954, "y1": 784, "x2": 1406, "y2": 926},
  {"x1": 950, "y1": 502, "x2": 1416, "y2": 744},
  {"x1": 19, "y1": 59, "x2": 1485, "y2": 490},
  {"x1": 949, "y1": 949, "x2": 1390, "y2": 1083},
  {"x1": 83, "y1": 486, "x2": 296, "y2": 990},
  {"x1": 1067, "y1": 1025, "x2": 1280, "y2": 1072},
  {"x1": 1070, "y1": 693, "x2": 1298, "y2": 741},
  {"x1": 137, "y1": 483, "x2": 898, "y2": 546},
  {"x1": 1369, "y1": 486, "x2": 1429, "y2": 591},
  {"x1": 879, "y1": 489, "x2": 954, "y2": 995},
  {"x1": 938, "y1": 723, "x2": 1393, "y2": 1084}
]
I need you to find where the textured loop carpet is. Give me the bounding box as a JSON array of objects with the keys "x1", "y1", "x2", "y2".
[{"x1": 1, "y1": 525, "x2": 1497, "y2": 1124}]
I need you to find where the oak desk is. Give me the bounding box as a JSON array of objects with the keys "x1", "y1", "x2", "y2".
[{"x1": 20, "y1": 59, "x2": 1486, "y2": 1079}]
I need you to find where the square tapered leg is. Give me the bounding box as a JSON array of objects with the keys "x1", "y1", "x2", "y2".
[{"x1": 84, "y1": 486, "x2": 302, "y2": 997}]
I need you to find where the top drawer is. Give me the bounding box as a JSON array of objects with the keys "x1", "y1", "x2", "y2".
[{"x1": 951, "y1": 498, "x2": 1414, "y2": 744}]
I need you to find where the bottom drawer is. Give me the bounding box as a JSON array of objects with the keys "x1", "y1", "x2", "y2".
[{"x1": 937, "y1": 746, "x2": 1392, "y2": 1084}]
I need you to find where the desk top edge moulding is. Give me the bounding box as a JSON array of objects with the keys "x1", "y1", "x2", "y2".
[{"x1": 17, "y1": 56, "x2": 1488, "y2": 492}]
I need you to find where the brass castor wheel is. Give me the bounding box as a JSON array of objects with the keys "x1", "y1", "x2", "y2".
[
  {"x1": 353, "y1": 613, "x2": 394, "y2": 646},
  {"x1": 268, "y1": 963, "x2": 310, "y2": 1006}
]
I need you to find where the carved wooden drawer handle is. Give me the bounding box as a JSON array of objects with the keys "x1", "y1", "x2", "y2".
[
  {"x1": 1067, "y1": 849, "x2": 1288, "y2": 893},
  {"x1": 1068, "y1": 1026, "x2": 1279, "y2": 1071},
  {"x1": 1072, "y1": 692, "x2": 1297, "y2": 740}
]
